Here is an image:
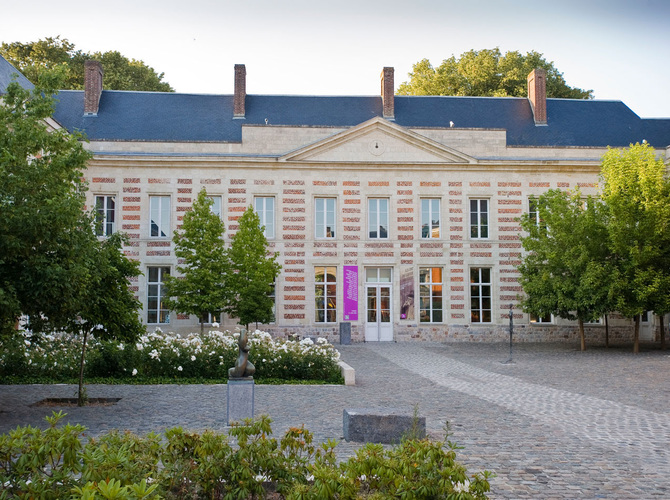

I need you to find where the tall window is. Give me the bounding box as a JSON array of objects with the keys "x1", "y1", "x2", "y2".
[
  {"x1": 150, "y1": 196, "x2": 170, "y2": 237},
  {"x1": 315, "y1": 198, "x2": 336, "y2": 239},
  {"x1": 269, "y1": 281, "x2": 276, "y2": 322},
  {"x1": 254, "y1": 197, "x2": 275, "y2": 239},
  {"x1": 315, "y1": 266, "x2": 337, "y2": 322},
  {"x1": 147, "y1": 267, "x2": 170, "y2": 324},
  {"x1": 95, "y1": 195, "x2": 116, "y2": 236},
  {"x1": 470, "y1": 267, "x2": 491, "y2": 323},
  {"x1": 419, "y1": 267, "x2": 443, "y2": 323},
  {"x1": 470, "y1": 199, "x2": 489, "y2": 239},
  {"x1": 208, "y1": 196, "x2": 222, "y2": 218},
  {"x1": 368, "y1": 198, "x2": 389, "y2": 239},
  {"x1": 529, "y1": 197, "x2": 541, "y2": 227},
  {"x1": 421, "y1": 199, "x2": 441, "y2": 238}
]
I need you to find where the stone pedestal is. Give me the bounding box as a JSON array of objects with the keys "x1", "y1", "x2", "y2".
[
  {"x1": 227, "y1": 378, "x2": 254, "y2": 425},
  {"x1": 343, "y1": 408, "x2": 425, "y2": 443}
]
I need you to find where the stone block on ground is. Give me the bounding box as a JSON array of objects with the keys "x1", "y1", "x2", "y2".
[{"x1": 343, "y1": 408, "x2": 425, "y2": 443}]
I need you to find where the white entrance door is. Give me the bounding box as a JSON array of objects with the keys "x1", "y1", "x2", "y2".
[
  {"x1": 365, "y1": 268, "x2": 393, "y2": 342},
  {"x1": 639, "y1": 311, "x2": 654, "y2": 341}
]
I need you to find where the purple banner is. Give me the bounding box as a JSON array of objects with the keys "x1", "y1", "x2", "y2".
[{"x1": 343, "y1": 265, "x2": 358, "y2": 321}]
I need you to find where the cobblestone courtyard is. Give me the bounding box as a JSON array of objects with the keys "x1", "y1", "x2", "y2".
[{"x1": 1, "y1": 342, "x2": 668, "y2": 499}]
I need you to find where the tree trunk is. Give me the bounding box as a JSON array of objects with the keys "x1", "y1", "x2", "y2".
[
  {"x1": 579, "y1": 318, "x2": 586, "y2": 351},
  {"x1": 78, "y1": 329, "x2": 89, "y2": 407},
  {"x1": 660, "y1": 314, "x2": 666, "y2": 351},
  {"x1": 633, "y1": 315, "x2": 640, "y2": 354},
  {"x1": 604, "y1": 314, "x2": 609, "y2": 348},
  {"x1": 200, "y1": 320, "x2": 204, "y2": 335}
]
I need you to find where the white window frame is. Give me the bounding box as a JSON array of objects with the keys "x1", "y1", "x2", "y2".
[
  {"x1": 421, "y1": 198, "x2": 441, "y2": 239},
  {"x1": 315, "y1": 198, "x2": 336, "y2": 239},
  {"x1": 315, "y1": 266, "x2": 337, "y2": 323},
  {"x1": 470, "y1": 198, "x2": 489, "y2": 239},
  {"x1": 95, "y1": 195, "x2": 116, "y2": 236},
  {"x1": 254, "y1": 196, "x2": 275, "y2": 239},
  {"x1": 529, "y1": 197, "x2": 541, "y2": 227},
  {"x1": 530, "y1": 313, "x2": 553, "y2": 324},
  {"x1": 470, "y1": 267, "x2": 492, "y2": 323},
  {"x1": 147, "y1": 266, "x2": 170, "y2": 324},
  {"x1": 419, "y1": 267, "x2": 443, "y2": 323},
  {"x1": 149, "y1": 195, "x2": 171, "y2": 238},
  {"x1": 368, "y1": 198, "x2": 389, "y2": 239},
  {"x1": 208, "y1": 195, "x2": 222, "y2": 218}
]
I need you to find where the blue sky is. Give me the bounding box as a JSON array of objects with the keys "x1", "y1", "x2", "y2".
[{"x1": 3, "y1": 0, "x2": 669, "y2": 117}]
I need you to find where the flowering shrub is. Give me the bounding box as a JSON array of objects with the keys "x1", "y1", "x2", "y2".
[
  {"x1": 0, "y1": 329, "x2": 342, "y2": 383},
  {"x1": 0, "y1": 412, "x2": 492, "y2": 499}
]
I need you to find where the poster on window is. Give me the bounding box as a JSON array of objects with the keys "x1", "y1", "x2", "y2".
[
  {"x1": 400, "y1": 267, "x2": 415, "y2": 320},
  {"x1": 343, "y1": 265, "x2": 358, "y2": 321}
]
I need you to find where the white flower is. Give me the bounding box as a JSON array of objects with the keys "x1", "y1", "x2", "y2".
[
  {"x1": 149, "y1": 349, "x2": 160, "y2": 360},
  {"x1": 177, "y1": 366, "x2": 183, "y2": 371},
  {"x1": 24, "y1": 339, "x2": 31, "y2": 346},
  {"x1": 262, "y1": 359, "x2": 267, "y2": 363},
  {"x1": 454, "y1": 480, "x2": 470, "y2": 493},
  {"x1": 132, "y1": 368, "x2": 138, "y2": 376},
  {"x1": 136, "y1": 343, "x2": 144, "y2": 351},
  {"x1": 212, "y1": 322, "x2": 220, "y2": 328},
  {"x1": 191, "y1": 355, "x2": 196, "y2": 361},
  {"x1": 118, "y1": 343, "x2": 124, "y2": 351}
]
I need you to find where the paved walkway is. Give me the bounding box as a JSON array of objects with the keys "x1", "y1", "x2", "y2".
[{"x1": 1, "y1": 342, "x2": 669, "y2": 499}]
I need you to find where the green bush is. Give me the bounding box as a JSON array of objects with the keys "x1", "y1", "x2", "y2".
[
  {"x1": 0, "y1": 412, "x2": 492, "y2": 499},
  {"x1": 0, "y1": 329, "x2": 342, "y2": 384}
]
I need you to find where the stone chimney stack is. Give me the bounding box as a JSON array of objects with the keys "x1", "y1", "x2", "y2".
[
  {"x1": 381, "y1": 67, "x2": 394, "y2": 120},
  {"x1": 233, "y1": 64, "x2": 246, "y2": 118},
  {"x1": 84, "y1": 60, "x2": 103, "y2": 116},
  {"x1": 527, "y1": 68, "x2": 547, "y2": 125}
]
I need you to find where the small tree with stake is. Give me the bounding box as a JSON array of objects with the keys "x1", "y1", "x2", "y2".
[
  {"x1": 163, "y1": 189, "x2": 229, "y2": 334},
  {"x1": 71, "y1": 233, "x2": 144, "y2": 406},
  {"x1": 225, "y1": 206, "x2": 281, "y2": 330}
]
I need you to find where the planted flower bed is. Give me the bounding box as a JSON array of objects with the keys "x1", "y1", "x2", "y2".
[{"x1": 0, "y1": 329, "x2": 343, "y2": 384}]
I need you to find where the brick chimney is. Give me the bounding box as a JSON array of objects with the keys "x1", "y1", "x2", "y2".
[
  {"x1": 527, "y1": 68, "x2": 547, "y2": 125},
  {"x1": 233, "y1": 64, "x2": 246, "y2": 118},
  {"x1": 381, "y1": 67, "x2": 394, "y2": 120},
  {"x1": 84, "y1": 60, "x2": 103, "y2": 116}
]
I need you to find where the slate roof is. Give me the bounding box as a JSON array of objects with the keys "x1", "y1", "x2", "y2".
[
  {"x1": 3, "y1": 53, "x2": 669, "y2": 149},
  {"x1": 50, "y1": 90, "x2": 670, "y2": 149},
  {"x1": 0, "y1": 56, "x2": 34, "y2": 93}
]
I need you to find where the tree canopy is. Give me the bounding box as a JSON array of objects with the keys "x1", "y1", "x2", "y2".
[
  {"x1": 163, "y1": 189, "x2": 230, "y2": 333},
  {"x1": 0, "y1": 36, "x2": 174, "y2": 92},
  {"x1": 397, "y1": 48, "x2": 593, "y2": 99},
  {"x1": 599, "y1": 142, "x2": 670, "y2": 352},
  {"x1": 0, "y1": 75, "x2": 93, "y2": 336}
]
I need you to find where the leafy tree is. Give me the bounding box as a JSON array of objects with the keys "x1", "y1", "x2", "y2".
[
  {"x1": 225, "y1": 206, "x2": 281, "y2": 330},
  {"x1": 0, "y1": 73, "x2": 93, "y2": 336},
  {"x1": 518, "y1": 189, "x2": 611, "y2": 351},
  {"x1": 70, "y1": 233, "x2": 144, "y2": 405},
  {"x1": 163, "y1": 189, "x2": 229, "y2": 334},
  {"x1": 397, "y1": 48, "x2": 592, "y2": 99},
  {"x1": 1, "y1": 75, "x2": 145, "y2": 404},
  {"x1": 600, "y1": 143, "x2": 670, "y2": 353},
  {"x1": 1, "y1": 36, "x2": 173, "y2": 91}
]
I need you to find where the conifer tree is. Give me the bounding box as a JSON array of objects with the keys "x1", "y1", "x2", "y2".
[
  {"x1": 225, "y1": 206, "x2": 281, "y2": 330},
  {"x1": 163, "y1": 189, "x2": 229, "y2": 334}
]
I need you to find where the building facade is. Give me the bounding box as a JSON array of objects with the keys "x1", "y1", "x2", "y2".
[{"x1": 4, "y1": 57, "x2": 669, "y2": 342}]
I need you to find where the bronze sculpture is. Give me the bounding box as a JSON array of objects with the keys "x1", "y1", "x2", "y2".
[{"x1": 228, "y1": 329, "x2": 255, "y2": 379}]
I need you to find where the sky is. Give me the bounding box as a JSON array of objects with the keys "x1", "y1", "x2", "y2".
[{"x1": 2, "y1": 0, "x2": 669, "y2": 117}]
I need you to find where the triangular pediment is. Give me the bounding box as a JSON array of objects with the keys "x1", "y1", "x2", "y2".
[{"x1": 280, "y1": 117, "x2": 475, "y2": 164}]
